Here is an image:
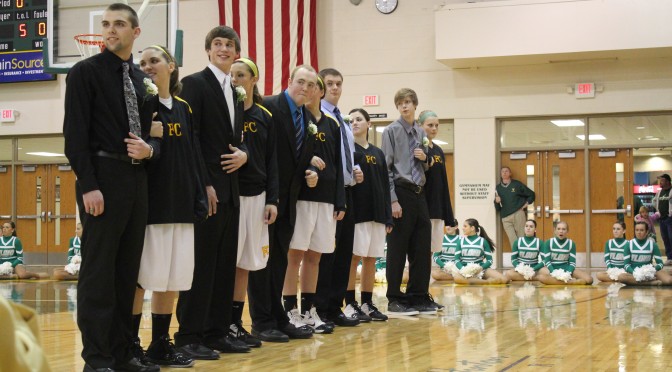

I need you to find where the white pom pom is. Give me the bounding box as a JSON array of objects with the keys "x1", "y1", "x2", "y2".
[
  {"x1": 550, "y1": 268, "x2": 572, "y2": 283},
  {"x1": 374, "y1": 269, "x2": 387, "y2": 283},
  {"x1": 0, "y1": 262, "x2": 13, "y2": 276},
  {"x1": 606, "y1": 267, "x2": 626, "y2": 281},
  {"x1": 443, "y1": 261, "x2": 456, "y2": 274},
  {"x1": 71, "y1": 255, "x2": 82, "y2": 265},
  {"x1": 515, "y1": 263, "x2": 536, "y2": 280},
  {"x1": 64, "y1": 263, "x2": 80, "y2": 275},
  {"x1": 459, "y1": 263, "x2": 484, "y2": 279},
  {"x1": 632, "y1": 264, "x2": 656, "y2": 282}
]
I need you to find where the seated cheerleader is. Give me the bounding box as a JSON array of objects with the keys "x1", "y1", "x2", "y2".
[
  {"x1": 452, "y1": 219, "x2": 509, "y2": 284},
  {"x1": 504, "y1": 220, "x2": 544, "y2": 281},
  {"x1": 617, "y1": 221, "x2": 672, "y2": 286},
  {"x1": 536, "y1": 221, "x2": 593, "y2": 285},
  {"x1": 53, "y1": 223, "x2": 83, "y2": 280},
  {"x1": 0, "y1": 222, "x2": 46, "y2": 279},
  {"x1": 431, "y1": 222, "x2": 459, "y2": 281},
  {"x1": 596, "y1": 221, "x2": 628, "y2": 282}
]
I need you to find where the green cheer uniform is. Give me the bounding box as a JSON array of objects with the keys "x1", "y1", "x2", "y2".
[
  {"x1": 511, "y1": 236, "x2": 544, "y2": 271},
  {"x1": 603, "y1": 238, "x2": 627, "y2": 269},
  {"x1": 433, "y1": 234, "x2": 459, "y2": 269},
  {"x1": 375, "y1": 245, "x2": 387, "y2": 270},
  {"x1": 624, "y1": 238, "x2": 664, "y2": 274},
  {"x1": 0, "y1": 236, "x2": 23, "y2": 267},
  {"x1": 541, "y1": 237, "x2": 576, "y2": 273},
  {"x1": 67, "y1": 236, "x2": 82, "y2": 264},
  {"x1": 455, "y1": 236, "x2": 493, "y2": 270}
]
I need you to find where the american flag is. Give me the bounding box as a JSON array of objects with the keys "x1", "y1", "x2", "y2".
[{"x1": 218, "y1": 0, "x2": 319, "y2": 96}]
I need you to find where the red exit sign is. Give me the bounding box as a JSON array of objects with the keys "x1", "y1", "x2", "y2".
[
  {"x1": 0, "y1": 109, "x2": 15, "y2": 123},
  {"x1": 575, "y1": 83, "x2": 595, "y2": 99},
  {"x1": 363, "y1": 95, "x2": 379, "y2": 106}
]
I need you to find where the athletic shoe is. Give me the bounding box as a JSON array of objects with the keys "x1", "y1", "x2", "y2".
[
  {"x1": 386, "y1": 301, "x2": 419, "y2": 316},
  {"x1": 145, "y1": 335, "x2": 195, "y2": 368},
  {"x1": 174, "y1": 343, "x2": 219, "y2": 360},
  {"x1": 330, "y1": 311, "x2": 360, "y2": 327},
  {"x1": 130, "y1": 337, "x2": 152, "y2": 366},
  {"x1": 427, "y1": 293, "x2": 445, "y2": 311},
  {"x1": 302, "y1": 307, "x2": 333, "y2": 334},
  {"x1": 281, "y1": 322, "x2": 314, "y2": 339},
  {"x1": 414, "y1": 298, "x2": 438, "y2": 315},
  {"x1": 230, "y1": 321, "x2": 262, "y2": 348},
  {"x1": 361, "y1": 302, "x2": 388, "y2": 321},
  {"x1": 344, "y1": 301, "x2": 372, "y2": 322},
  {"x1": 205, "y1": 334, "x2": 250, "y2": 353}
]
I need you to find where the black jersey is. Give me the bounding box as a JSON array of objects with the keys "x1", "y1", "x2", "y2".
[
  {"x1": 352, "y1": 143, "x2": 393, "y2": 226},
  {"x1": 238, "y1": 103, "x2": 279, "y2": 205},
  {"x1": 146, "y1": 97, "x2": 207, "y2": 224},
  {"x1": 424, "y1": 145, "x2": 455, "y2": 225},
  {"x1": 297, "y1": 112, "x2": 345, "y2": 211}
]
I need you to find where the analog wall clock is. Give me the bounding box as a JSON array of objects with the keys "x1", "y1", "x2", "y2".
[{"x1": 376, "y1": 0, "x2": 398, "y2": 14}]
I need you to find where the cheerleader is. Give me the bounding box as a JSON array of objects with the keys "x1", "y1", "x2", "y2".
[
  {"x1": 52, "y1": 223, "x2": 83, "y2": 280},
  {"x1": 130, "y1": 45, "x2": 209, "y2": 367},
  {"x1": 536, "y1": 221, "x2": 593, "y2": 285},
  {"x1": 453, "y1": 219, "x2": 509, "y2": 284},
  {"x1": 0, "y1": 222, "x2": 45, "y2": 279},
  {"x1": 229, "y1": 57, "x2": 277, "y2": 347},
  {"x1": 343, "y1": 108, "x2": 392, "y2": 322},
  {"x1": 503, "y1": 220, "x2": 544, "y2": 281},
  {"x1": 431, "y1": 223, "x2": 460, "y2": 281},
  {"x1": 617, "y1": 221, "x2": 672, "y2": 285},
  {"x1": 596, "y1": 221, "x2": 628, "y2": 282},
  {"x1": 282, "y1": 75, "x2": 344, "y2": 334}
]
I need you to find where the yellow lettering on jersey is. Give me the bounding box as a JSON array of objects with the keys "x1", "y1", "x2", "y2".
[
  {"x1": 167, "y1": 123, "x2": 182, "y2": 136},
  {"x1": 365, "y1": 155, "x2": 377, "y2": 164},
  {"x1": 262, "y1": 245, "x2": 269, "y2": 258},
  {"x1": 317, "y1": 132, "x2": 326, "y2": 142},
  {"x1": 433, "y1": 155, "x2": 443, "y2": 164},
  {"x1": 244, "y1": 121, "x2": 258, "y2": 133}
]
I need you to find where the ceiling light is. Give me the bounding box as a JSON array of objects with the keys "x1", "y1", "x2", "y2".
[
  {"x1": 576, "y1": 134, "x2": 606, "y2": 140},
  {"x1": 636, "y1": 126, "x2": 646, "y2": 129},
  {"x1": 551, "y1": 119, "x2": 584, "y2": 127},
  {"x1": 26, "y1": 152, "x2": 65, "y2": 157},
  {"x1": 638, "y1": 136, "x2": 661, "y2": 141}
]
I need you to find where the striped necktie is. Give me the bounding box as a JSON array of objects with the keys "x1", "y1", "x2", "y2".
[
  {"x1": 409, "y1": 128, "x2": 422, "y2": 185},
  {"x1": 333, "y1": 107, "x2": 353, "y2": 176},
  {"x1": 294, "y1": 108, "x2": 304, "y2": 155}
]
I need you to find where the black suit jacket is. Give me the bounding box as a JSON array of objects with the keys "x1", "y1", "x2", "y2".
[
  {"x1": 180, "y1": 67, "x2": 246, "y2": 207},
  {"x1": 262, "y1": 92, "x2": 316, "y2": 225}
]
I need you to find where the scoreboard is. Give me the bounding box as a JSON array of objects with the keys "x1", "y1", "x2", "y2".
[{"x1": 0, "y1": 0, "x2": 54, "y2": 83}]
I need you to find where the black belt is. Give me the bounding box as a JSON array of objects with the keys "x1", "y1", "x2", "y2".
[
  {"x1": 94, "y1": 150, "x2": 143, "y2": 165},
  {"x1": 395, "y1": 181, "x2": 423, "y2": 194}
]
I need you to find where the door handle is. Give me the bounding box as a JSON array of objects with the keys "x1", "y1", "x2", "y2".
[
  {"x1": 47, "y1": 211, "x2": 52, "y2": 222},
  {"x1": 592, "y1": 209, "x2": 626, "y2": 214},
  {"x1": 535, "y1": 205, "x2": 542, "y2": 217},
  {"x1": 545, "y1": 206, "x2": 583, "y2": 217},
  {"x1": 626, "y1": 204, "x2": 632, "y2": 217}
]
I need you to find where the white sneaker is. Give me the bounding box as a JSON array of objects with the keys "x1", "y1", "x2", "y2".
[
  {"x1": 288, "y1": 308, "x2": 308, "y2": 328},
  {"x1": 302, "y1": 307, "x2": 332, "y2": 334}
]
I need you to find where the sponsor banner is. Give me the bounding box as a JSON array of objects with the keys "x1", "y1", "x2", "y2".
[{"x1": 0, "y1": 50, "x2": 54, "y2": 83}]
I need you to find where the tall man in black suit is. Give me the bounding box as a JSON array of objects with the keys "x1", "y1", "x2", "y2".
[
  {"x1": 174, "y1": 26, "x2": 250, "y2": 359},
  {"x1": 63, "y1": 3, "x2": 160, "y2": 371},
  {"x1": 248, "y1": 65, "x2": 320, "y2": 342}
]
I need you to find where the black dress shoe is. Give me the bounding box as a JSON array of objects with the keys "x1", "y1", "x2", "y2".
[
  {"x1": 281, "y1": 323, "x2": 313, "y2": 339},
  {"x1": 331, "y1": 312, "x2": 360, "y2": 327},
  {"x1": 174, "y1": 343, "x2": 219, "y2": 360},
  {"x1": 115, "y1": 357, "x2": 159, "y2": 372},
  {"x1": 251, "y1": 328, "x2": 290, "y2": 343},
  {"x1": 206, "y1": 334, "x2": 251, "y2": 353},
  {"x1": 83, "y1": 365, "x2": 115, "y2": 372}
]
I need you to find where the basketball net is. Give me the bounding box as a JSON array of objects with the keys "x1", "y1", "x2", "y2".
[{"x1": 74, "y1": 34, "x2": 105, "y2": 59}]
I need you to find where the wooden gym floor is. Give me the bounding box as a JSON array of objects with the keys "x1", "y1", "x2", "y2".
[{"x1": 2, "y1": 276, "x2": 672, "y2": 371}]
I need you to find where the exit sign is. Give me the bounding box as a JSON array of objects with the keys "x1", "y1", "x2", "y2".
[
  {"x1": 363, "y1": 95, "x2": 379, "y2": 106},
  {"x1": 0, "y1": 109, "x2": 15, "y2": 123},
  {"x1": 575, "y1": 83, "x2": 595, "y2": 99}
]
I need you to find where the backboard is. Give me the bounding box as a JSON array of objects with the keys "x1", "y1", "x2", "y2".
[{"x1": 45, "y1": 0, "x2": 180, "y2": 73}]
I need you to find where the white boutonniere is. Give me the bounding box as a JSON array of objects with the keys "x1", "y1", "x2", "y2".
[
  {"x1": 342, "y1": 114, "x2": 352, "y2": 124},
  {"x1": 143, "y1": 78, "x2": 158, "y2": 96},
  {"x1": 308, "y1": 121, "x2": 318, "y2": 135},
  {"x1": 422, "y1": 137, "x2": 430, "y2": 147},
  {"x1": 235, "y1": 86, "x2": 247, "y2": 103}
]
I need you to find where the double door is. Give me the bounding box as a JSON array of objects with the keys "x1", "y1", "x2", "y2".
[
  {"x1": 1, "y1": 164, "x2": 78, "y2": 264},
  {"x1": 500, "y1": 149, "x2": 632, "y2": 267}
]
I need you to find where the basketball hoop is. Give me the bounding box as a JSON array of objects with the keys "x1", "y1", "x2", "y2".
[{"x1": 74, "y1": 34, "x2": 105, "y2": 59}]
